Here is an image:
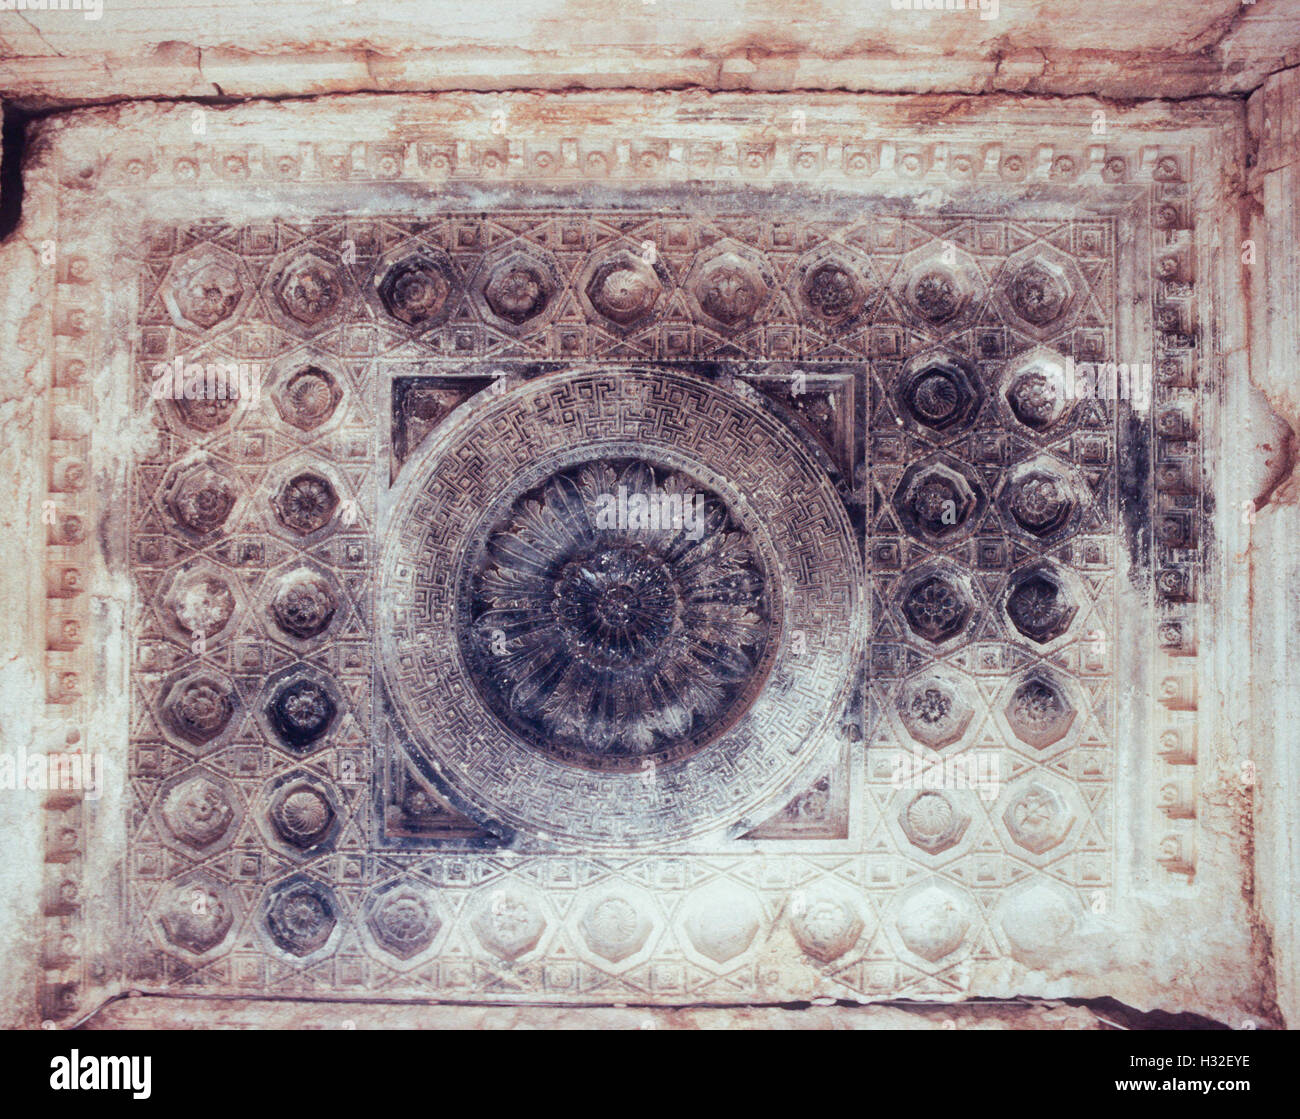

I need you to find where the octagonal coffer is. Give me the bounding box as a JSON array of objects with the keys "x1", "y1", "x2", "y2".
[
  {"x1": 262, "y1": 876, "x2": 339, "y2": 958},
  {"x1": 156, "y1": 872, "x2": 238, "y2": 956},
  {"x1": 1004, "y1": 671, "x2": 1078, "y2": 750},
  {"x1": 896, "y1": 670, "x2": 975, "y2": 750},
  {"x1": 895, "y1": 354, "x2": 983, "y2": 435},
  {"x1": 267, "y1": 565, "x2": 339, "y2": 641},
  {"x1": 993, "y1": 246, "x2": 1087, "y2": 341},
  {"x1": 899, "y1": 569, "x2": 975, "y2": 646},
  {"x1": 1004, "y1": 347, "x2": 1074, "y2": 432},
  {"x1": 165, "y1": 459, "x2": 239, "y2": 538},
  {"x1": 377, "y1": 254, "x2": 453, "y2": 326},
  {"x1": 899, "y1": 791, "x2": 971, "y2": 855},
  {"x1": 1004, "y1": 564, "x2": 1078, "y2": 645},
  {"x1": 1001, "y1": 778, "x2": 1077, "y2": 855},
  {"x1": 159, "y1": 669, "x2": 239, "y2": 751},
  {"x1": 1004, "y1": 468, "x2": 1076, "y2": 538},
  {"x1": 265, "y1": 770, "x2": 341, "y2": 854},
  {"x1": 366, "y1": 881, "x2": 443, "y2": 961},
  {"x1": 893, "y1": 456, "x2": 988, "y2": 544},
  {"x1": 471, "y1": 244, "x2": 564, "y2": 334},
  {"x1": 163, "y1": 244, "x2": 251, "y2": 333},
  {"x1": 794, "y1": 244, "x2": 872, "y2": 326},
  {"x1": 268, "y1": 249, "x2": 350, "y2": 333},
  {"x1": 258, "y1": 665, "x2": 343, "y2": 755},
  {"x1": 685, "y1": 242, "x2": 773, "y2": 331},
  {"x1": 578, "y1": 245, "x2": 670, "y2": 332}
]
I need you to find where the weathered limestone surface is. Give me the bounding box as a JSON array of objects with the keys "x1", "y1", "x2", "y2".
[
  {"x1": 1246, "y1": 65, "x2": 1300, "y2": 1033},
  {"x1": 83, "y1": 995, "x2": 1122, "y2": 1030},
  {"x1": 0, "y1": 92, "x2": 58, "y2": 1029},
  {"x1": 0, "y1": 0, "x2": 1298, "y2": 107},
  {"x1": 0, "y1": 88, "x2": 1290, "y2": 1029}
]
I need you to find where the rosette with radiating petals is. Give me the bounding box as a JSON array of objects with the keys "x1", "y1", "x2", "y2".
[{"x1": 468, "y1": 460, "x2": 771, "y2": 769}]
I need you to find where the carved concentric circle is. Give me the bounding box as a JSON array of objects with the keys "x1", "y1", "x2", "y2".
[{"x1": 379, "y1": 368, "x2": 862, "y2": 846}]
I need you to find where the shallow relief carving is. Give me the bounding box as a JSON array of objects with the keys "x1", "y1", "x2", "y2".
[{"x1": 63, "y1": 140, "x2": 1208, "y2": 1017}]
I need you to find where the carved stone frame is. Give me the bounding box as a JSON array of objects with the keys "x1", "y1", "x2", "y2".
[{"x1": 0, "y1": 90, "x2": 1279, "y2": 1027}]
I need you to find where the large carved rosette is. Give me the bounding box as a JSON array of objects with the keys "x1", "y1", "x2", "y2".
[
  {"x1": 379, "y1": 368, "x2": 862, "y2": 846},
  {"x1": 466, "y1": 459, "x2": 772, "y2": 769}
]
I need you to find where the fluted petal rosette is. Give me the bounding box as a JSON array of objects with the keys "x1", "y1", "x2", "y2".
[{"x1": 467, "y1": 459, "x2": 771, "y2": 769}]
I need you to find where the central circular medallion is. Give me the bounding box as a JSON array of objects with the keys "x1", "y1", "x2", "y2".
[
  {"x1": 462, "y1": 459, "x2": 772, "y2": 770},
  {"x1": 379, "y1": 368, "x2": 861, "y2": 847}
]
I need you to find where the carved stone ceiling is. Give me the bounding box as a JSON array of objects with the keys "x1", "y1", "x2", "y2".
[{"x1": 0, "y1": 88, "x2": 1288, "y2": 1029}]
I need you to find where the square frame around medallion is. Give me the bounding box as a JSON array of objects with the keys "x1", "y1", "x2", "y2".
[{"x1": 22, "y1": 92, "x2": 1256, "y2": 1021}]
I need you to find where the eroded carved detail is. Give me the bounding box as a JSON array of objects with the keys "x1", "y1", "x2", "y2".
[
  {"x1": 901, "y1": 573, "x2": 973, "y2": 645},
  {"x1": 580, "y1": 890, "x2": 654, "y2": 963},
  {"x1": 269, "y1": 567, "x2": 338, "y2": 639},
  {"x1": 1007, "y1": 470, "x2": 1075, "y2": 537},
  {"x1": 1005, "y1": 672, "x2": 1077, "y2": 749},
  {"x1": 789, "y1": 882, "x2": 864, "y2": 963},
  {"x1": 897, "y1": 673, "x2": 975, "y2": 749},
  {"x1": 1003, "y1": 780, "x2": 1075, "y2": 854},
  {"x1": 166, "y1": 251, "x2": 246, "y2": 331},
  {"x1": 166, "y1": 571, "x2": 236, "y2": 639},
  {"x1": 272, "y1": 472, "x2": 339, "y2": 536},
  {"x1": 1005, "y1": 566, "x2": 1077, "y2": 645},
  {"x1": 167, "y1": 463, "x2": 237, "y2": 536},
  {"x1": 1006, "y1": 259, "x2": 1071, "y2": 326},
  {"x1": 274, "y1": 253, "x2": 345, "y2": 326},
  {"x1": 484, "y1": 258, "x2": 552, "y2": 325},
  {"x1": 682, "y1": 882, "x2": 761, "y2": 964},
  {"x1": 366, "y1": 883, "x2": 442, "y2": 960},
  {"x1": 466, "y1": 459, "x2": 771, "y2": 770},
  {"x1": 161, "y1": 774, "x2": 236, "y2": 850},
  {"x1": 472, "y1": 888, "x2": 546, "y2": 961},
  {"x1": 896, "y1": 884, "x2": 971, "y2": 962},
  {"x1": 162, "y1": 671, "x2": 236, "y2": 747},
  {"x1": 274, "y1": 366, "x2": 343, "y2": 432},
  {"x1": 264, "y1": 878, "x2": 338, "y2": 957},
  {"x1": 158, "y1": 876, "x2": 235, "y2": 955}
]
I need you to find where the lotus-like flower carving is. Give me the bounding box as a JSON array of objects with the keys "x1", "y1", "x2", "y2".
[{"x1": 466, "y1": 459, "x2": 771, "y2": 769}]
